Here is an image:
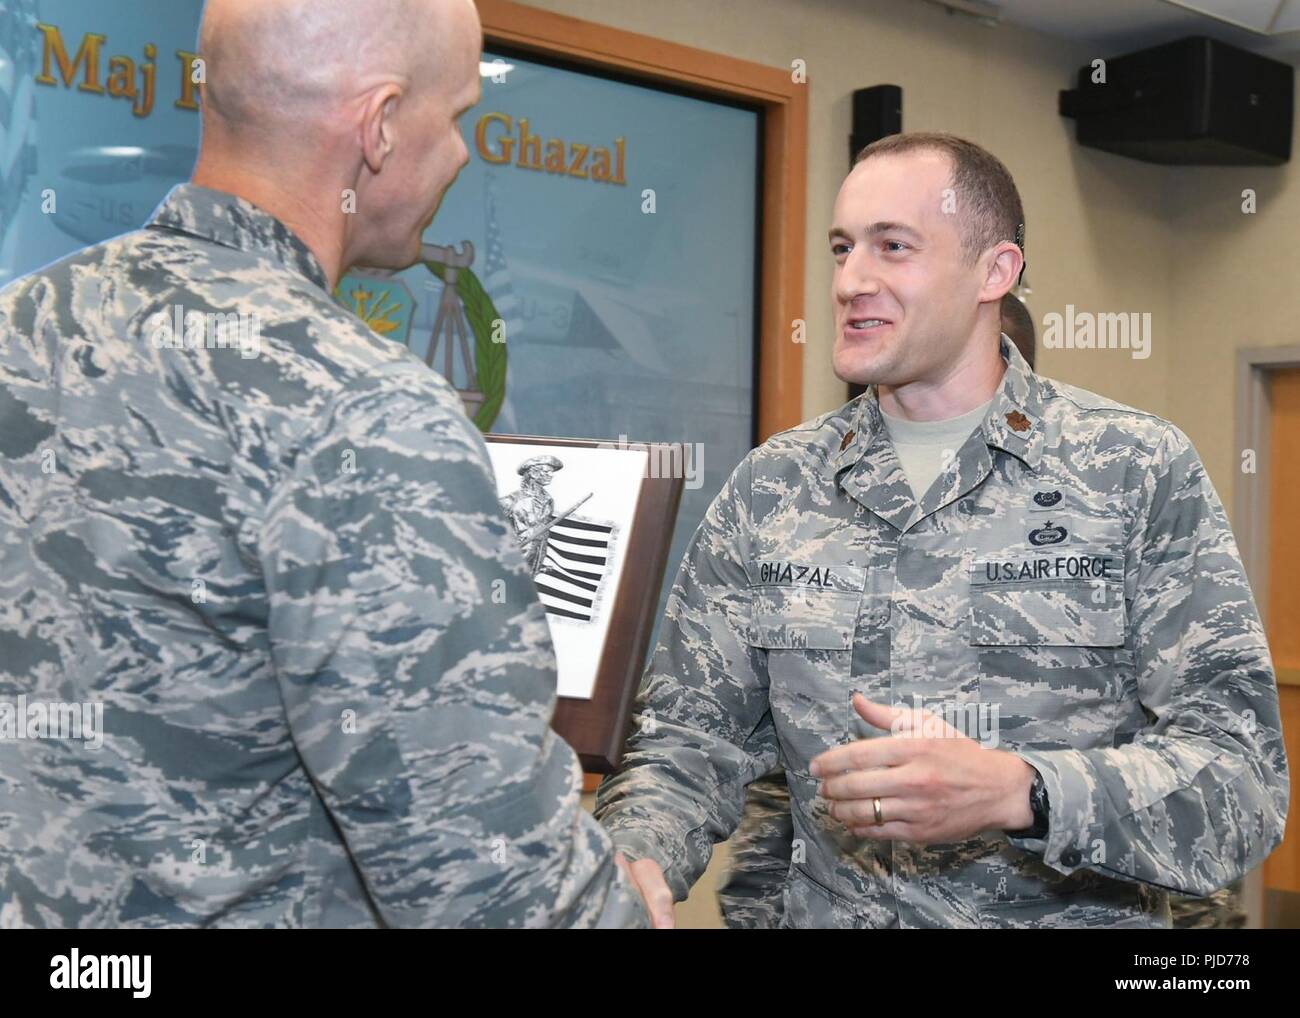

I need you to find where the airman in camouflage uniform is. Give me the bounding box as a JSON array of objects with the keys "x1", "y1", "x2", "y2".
[
  {"x1": 0, "y1": 0, "x2": 648, "y2": 931},
  {"x1": 717, "y1": 294, "x2": 1044, "y2": 930},
  {"x1": 0, "y1": 179, "x2": 646, "y2": 928},
  {"x1": 597, "y1": 331, "x2": 1289, "y2": 928},
  {"x1": 714, "y1": 288, "x2": 1262, "y2": 932},
  {"x1": 717, "y1": 312, "x2": 1263, "y2": 930}
]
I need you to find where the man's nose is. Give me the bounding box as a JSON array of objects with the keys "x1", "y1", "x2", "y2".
[{"x1": 836, "y1": 256, "x2": 881, "y2": 304}]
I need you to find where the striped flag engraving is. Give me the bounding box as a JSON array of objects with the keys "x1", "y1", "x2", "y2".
[{"x1": 535, "y1": 516, "x2": 616, "y2": 623}]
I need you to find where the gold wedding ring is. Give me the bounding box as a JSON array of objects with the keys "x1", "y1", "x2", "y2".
[{"x1": 873, "y1": 797, "x2": 884, "y2": 825}]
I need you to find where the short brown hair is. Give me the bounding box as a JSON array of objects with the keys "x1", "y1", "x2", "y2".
[{"x1": 853, "y1": 132, "x2": 1024, "y2": 265}]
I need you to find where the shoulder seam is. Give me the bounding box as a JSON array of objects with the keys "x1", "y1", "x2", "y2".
[
  {"x1": 1041, "y1": 378, "x2": 1170, "y2": 427},
  {"x1": 763, "y1": 399, "x2": 859, "y2": 442}
]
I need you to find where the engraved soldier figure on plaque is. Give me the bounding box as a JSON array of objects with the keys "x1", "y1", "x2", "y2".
[{"x1": 500, "y1": 455, "x2": 593, "y2": 579}]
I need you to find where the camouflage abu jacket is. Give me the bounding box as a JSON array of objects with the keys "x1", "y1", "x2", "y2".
[
  {"x1": 717, "y1": 770, "x2": 1249, "y2": 929},
  {"x1": 0, "y1": 183, "x2": 644, "y2": 928},
  {"x1": 596, "y1": 337, "x2": 1287, "y2": 928}
]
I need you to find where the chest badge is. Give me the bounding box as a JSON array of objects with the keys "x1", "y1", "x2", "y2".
[
  {"x1": 1028, "y1": 520, "x2": 1068, "y2": 546},
  {"x1": 1005, "y1": 410, "x2": 1031, "y2": 433},
  {"x1": 1033, "y1": 489, "x2": 1062, "y2": 507},
  {"x1": 840, "y1": 429, "x2": 856, "y2": 452}
]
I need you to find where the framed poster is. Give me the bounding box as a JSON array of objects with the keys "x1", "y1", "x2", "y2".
[
  {"x1": 1, "y1": 2, "x2": 805, "y2": 444},
  {"x1": 486, "y1": 434, "x2": 683, "y2": 771},
  {"x1": 476, "y1": 0, "x2": 806, "y2": 445}
]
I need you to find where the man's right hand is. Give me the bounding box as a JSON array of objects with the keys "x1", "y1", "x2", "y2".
[{"x1": 615, "y1": 853, "x2": 675, "y2": 929}]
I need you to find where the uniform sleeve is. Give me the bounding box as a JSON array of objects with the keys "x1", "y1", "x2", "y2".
[
  {"x1": 1009, "y1": 424, "x2": 1289, "y2": 895},
  {"x1": 594, "y1": 455, "x2": 780, "y2": 901},
  {"x1": 258, "y1": 368, "x2": 645, "y2": 928},
  {"x1": 716, "y1": 768, "x2": 794, "y2": 929}
]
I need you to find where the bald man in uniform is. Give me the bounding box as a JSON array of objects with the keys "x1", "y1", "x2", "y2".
[{"x1": 0, "y1": 0, "x2": 644, "y2": 928}]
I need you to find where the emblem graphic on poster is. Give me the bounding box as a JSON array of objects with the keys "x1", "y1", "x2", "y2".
[
  {"x1": 336, "y1": 175, "x2": 514, "y2": 432},
  {"x1": 335, "y1": 271, "x2": 417, "y2": 347},
  {"x1": 336, "y1": 240, "x2": 507, "y2": 432}
]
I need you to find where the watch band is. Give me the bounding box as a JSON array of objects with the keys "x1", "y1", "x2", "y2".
[{"x1": 1005, "y1": 766, "x2": 1049, "y2": 839}]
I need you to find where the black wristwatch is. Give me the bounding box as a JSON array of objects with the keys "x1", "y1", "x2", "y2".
[{"x1": 1005, "y1": 766, "x2": 1049, "y2": 839}]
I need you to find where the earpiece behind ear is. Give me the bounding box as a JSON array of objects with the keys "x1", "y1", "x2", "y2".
[{"x1": 1014, "y1": 222, "x2": 1026, "y2": 286}]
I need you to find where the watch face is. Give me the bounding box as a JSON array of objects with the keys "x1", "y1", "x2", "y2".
[{"x1": 1031, "y1": 775, "x2": 1049, "y2": 819}]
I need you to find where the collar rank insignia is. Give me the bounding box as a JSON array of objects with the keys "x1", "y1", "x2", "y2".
[
  {"x1": 1033, "y1": 490, "x2": 1062, "y2": 507},
  {"x1": 1028, "y1": 520, "x2": 1068, "y2": 546},
  {"x1": 1005, "y1": 410, "x2": 1031, "y2": 433},
  {"x1": 840, "y1": 429, "x2": 855, "y2": 452}
]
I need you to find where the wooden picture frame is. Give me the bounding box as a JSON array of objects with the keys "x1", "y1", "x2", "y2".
[{"x1": 486, "y1": 433, "x2": 684, "y2": 771}]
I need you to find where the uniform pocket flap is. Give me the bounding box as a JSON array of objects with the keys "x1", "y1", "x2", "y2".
[
  {"x1": 969, "y1": 578, "x2": 1126, "y2": 647},
  {"x1": 749, "y1": 580, "x2": 862, "y2": 651}
]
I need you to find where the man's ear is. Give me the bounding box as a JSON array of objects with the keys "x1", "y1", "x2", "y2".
[
  {"x1": 360, "y1": 86, "x2": 402, "y2": 176},
  {"x1": 980, "y1": 241, "x2": 1023, "y2": 303}
]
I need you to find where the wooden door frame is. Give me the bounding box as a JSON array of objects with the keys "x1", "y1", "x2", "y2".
[
  {"x1": 476, "y1": 0, "x2": 807, "y2": 443},
  {"x1": 1235, "y1": 345, "x2": 1300, "y2": 636},
  {"x1": 1234, "y1": 343, "x2": 1300, "y2": 927}
]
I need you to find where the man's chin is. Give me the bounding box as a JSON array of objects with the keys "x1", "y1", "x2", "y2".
[{"x1": 832, "y1": 350, "x2": 886, "y2": 388}]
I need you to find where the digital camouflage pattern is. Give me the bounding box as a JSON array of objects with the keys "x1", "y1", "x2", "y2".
[
  {"x1": 716, "y1": 768, "x2": 793, "y2": 929},
  {"x1": 0, "y1": 183, "x2": 645, "y2": 928},
  {"x1": 718, "y1": 771, "x2": 1251, "y2": 928},
  {"x1": 597, "y1": 336, "x2": 1288, "y2": 929},
  {"x1": 1170, "y1": 880, "x2": 1248, "y2": 929}
]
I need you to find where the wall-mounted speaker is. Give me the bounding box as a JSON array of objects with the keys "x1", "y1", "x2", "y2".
[
  {"x1": 1060, "y1": 36, "x2": 1293, "y2": 166},
  {"x1": 849, "y1": 85, "x2": 903, "y2": 164}
]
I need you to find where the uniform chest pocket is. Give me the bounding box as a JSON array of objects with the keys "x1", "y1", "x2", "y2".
[
  {"x1": 969, "y1": 562, "x2": 1126, "y2": 648},
  {"x1": 747, "y1": 565, "x2": 866, "y2": 650},
  {"x1": 968, "y1": 545, "x2": 1129, "y2": 749}
]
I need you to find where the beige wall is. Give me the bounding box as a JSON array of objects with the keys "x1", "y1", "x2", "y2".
[
  {"x1": 513, "y1": 0, "x2": 1176, "y2": 430},
  {"x1": 1165, "y1": 163, "x2": 1297, "y2": 517},
  {"x1": 544, "y1": 0, "x2": 1290, "y2": 926}
]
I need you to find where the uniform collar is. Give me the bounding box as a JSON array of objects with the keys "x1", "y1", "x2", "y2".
[
  {"x1": 835, "y1": 334, "x2": 1044, "y2": 476},
  {"x1": 834, "y1": 335, "x2": 1045, "y2": 532},
  {"x1": 146, "y1": 183, "x2": 331, "y2": 293},
  {"x1": 979, "y1": 334, "x2": 1045, "y2": 470}
]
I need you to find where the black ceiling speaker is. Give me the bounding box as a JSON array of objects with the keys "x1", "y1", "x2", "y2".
[
  {"x1": 1060, "y1": 36, "x2": 1293, "y2": 166},
  {"x1": 849, "y1": 85, "x2": 902, "y2": 164}
]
